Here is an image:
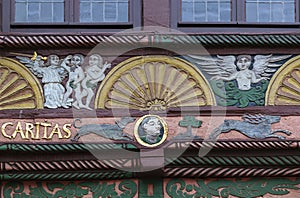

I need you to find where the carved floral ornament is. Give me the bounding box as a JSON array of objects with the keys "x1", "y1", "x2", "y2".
[{"x1": 0, "y1": 53, "x2": 299, "y2": 110}]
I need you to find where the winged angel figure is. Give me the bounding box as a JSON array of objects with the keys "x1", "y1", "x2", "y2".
[
  {"x1": 17, "y1": 52, "x2": 68, "y2": 108},
  {"x1": 189, "y1": 54, "x2": 291, "y2": 91}
]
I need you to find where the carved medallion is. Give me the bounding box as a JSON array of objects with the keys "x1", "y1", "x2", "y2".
[{"x1": 134, "y1": 115, "x2": 168, "y2": 147}]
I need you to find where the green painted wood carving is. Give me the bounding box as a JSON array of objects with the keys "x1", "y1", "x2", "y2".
[
  {"x1": 210, "y1": 80, "x2": 269, "y2": 107},
  {"x1": 173, "y1": 116, "x2": 202, "y2": 139},
  {"x1": 3, "y1": 180, "x2": 137, "y2": 198},
  {"x1": 166, "y1": 178, "x2": 300, "y2": 198}
]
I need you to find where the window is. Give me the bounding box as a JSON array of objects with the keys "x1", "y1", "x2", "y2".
[
  {"x1": 80, "y1": 0, "x2": 129, "y2": 22},
  {"x1": 171, "y1": 0, "x2": 300, "y2": 30},
  {"x1": 15, "y1": 0, "x2": 65, "y2": 23},
  {"x1": 181, "y1": 0, "x2": 232, "y2": 22},
  {"x1": 246, "y1": 0, "x2": 295, "y2": 22},
  {"x1": 3, "y1": 0, "x2": 141, "y2": 32}
]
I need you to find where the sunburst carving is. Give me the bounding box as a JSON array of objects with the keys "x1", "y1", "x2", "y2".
[
  {"x1": 266, "y1": 55, "x2": 300, "y2": 105},
  {"x1": 0, "y1": 58, "x2": 43, "y2": 110},
  {"x1": 274, "y1": 68, "x2": 300, "y2": 105},
  {"x1": 96, "y1": 56, "x2": 215, "y2": 110}
]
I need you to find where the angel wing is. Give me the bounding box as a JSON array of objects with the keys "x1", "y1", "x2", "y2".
[
  {"x1": 188, "y1": 55, "x2": 237, "y2": 78},
  {"x1": 16, "y1": 55, "x2": 46, "y2": 78},
  {"x1": 252, "y1": 54, "x2": 291, "y2": 78}
]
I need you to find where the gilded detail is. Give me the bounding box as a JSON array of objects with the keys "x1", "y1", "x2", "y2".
[{"x1": 96, "y1": 56, "x2": 216, "y2": 110}]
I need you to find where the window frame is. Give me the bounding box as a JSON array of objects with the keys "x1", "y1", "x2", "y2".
[
  {"x1": 2, "y1": 0, "x2": 141, "y2": 32},
  {"x1": 171, "y1": 0, "x2": 300, "y2": 31}
]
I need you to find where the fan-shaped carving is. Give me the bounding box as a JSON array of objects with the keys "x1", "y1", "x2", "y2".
[
  {"x1": 0, "y1": 58, "x2": 43, "y2": 110},
  {"x1": 266, "y1": 55, "x2": 300, "y2": 105},
  {"x1": 95, "y1": 56, "x2": 215, "y2": 110}
]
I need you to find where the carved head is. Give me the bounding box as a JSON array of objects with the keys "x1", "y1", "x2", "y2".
[
  {"x1": 264, "y1": 115, "x2": 281, "y2": 124},
  {"x1": 88, "y1": 54, "x2": 103, "y2": 67},
  {"x1": 220, "y1": 120, "x2": 234, "y2": 132},
  {"x1": 46, "y1": 54, "x2": 60, "y2": 66},
  {"x1": 236, "y1": 55, "x2": 251, "y2": 70},
  {"x1": 141, "y1": 116, "x2": 162, "y2": 142},
  {"x1": 71, "y1": 54, "x2": 84, "y2": 66}
]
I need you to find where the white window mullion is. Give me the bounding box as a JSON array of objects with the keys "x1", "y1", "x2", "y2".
[
  {"x1": 269, "y1": 0, "x2": 271, "y2": 22},
  {"x1": 218, "y1": 0, "x2": 220, "y2": 21},
  {"x1": 205, "y1": 0, "x2": 208, "y2": 21}
]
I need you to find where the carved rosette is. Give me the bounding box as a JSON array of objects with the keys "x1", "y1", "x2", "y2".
[
  {"x1": 95, "y1": 56, "x2": 215, "y2": 110},
  {"x1": 0, "y1": 58, "x2": 43, "y2": 109},
  {"x1": 266, "y1": 55, "x2": 300, "y2": 105}
]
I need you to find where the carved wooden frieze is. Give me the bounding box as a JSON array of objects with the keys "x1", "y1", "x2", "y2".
[
  {"x1": 0, "y1": 115, "x2": 297, "y2": 143},
  {"x1": 1, "y1": 178, "x2": 300, "y2": 198},
  {"x1": 5, "y1": 53, "x2": 300, "y2": 110}
]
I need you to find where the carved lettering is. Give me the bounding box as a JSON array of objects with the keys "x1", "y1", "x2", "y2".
[
  {"x1": 2, "y1": 122, "x2": 13, "y2": 139},
  {"x1": 48, "y1": 124, "x2": 63, "y2": 139},
  {"x1": 12, "y1": 122, "x2": 26, "y2": 139},
  {"x1": 40, "y1": 122, "x2": 52, "y2": 139},
  {"x1": 0, "y1": 121, "x2": 73, "y2": 141},
  {"x1": 25, "y1": 123, "x2": 35, "y2": 139},
  {"x1": 63, "y1": 124, "x2": 72, "y2": 139}
]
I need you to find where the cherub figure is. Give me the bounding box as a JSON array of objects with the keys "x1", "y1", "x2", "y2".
[
  {"x1": 61, "y1": 54, "x2": 85, "y2": 108},
  {"x1": 77, "y1": 54, "x2": 111, "y2": 110},
  {"x1": 188, "y1": 54, "x2": 291, "y2": 90},
  {"x1": 17, "y1": 53, "x2": 68, "y2": 108}
]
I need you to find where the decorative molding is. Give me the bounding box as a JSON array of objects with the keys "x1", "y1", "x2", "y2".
[
  {"x1": 164, "y1": 167, "x2": 300, "y2": 178},
  {"x1": 0, "y1": 143, "x2": 137, "y2": 153},
  {"x1": 185, "y1": 140, "x2": 300, "y2": 150},
  {"x1": 2, "y1": 34, "x2": 300, "y2": 49},
  {"x1": 1, "y1": 140, "x2": 299, "y2": 153},
  {"x1": 1, "y1": 171, "x2": 133, "y2": 181},
  {"x1": 166, "y1": 155, "x2": 300, "y2": 167}
]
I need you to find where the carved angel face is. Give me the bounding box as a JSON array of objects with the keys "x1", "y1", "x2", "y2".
[
  {"x1": 236, "y1": 56, "x2": 251, "y2": 70},
  {"x1": 89, "y1": 54, "x2": 103, "y2": 67}
]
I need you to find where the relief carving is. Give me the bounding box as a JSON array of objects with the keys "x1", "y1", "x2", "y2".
[
  {"x1": 209, "y1": 114, "x2": 292, "y2": 140},
  {"x1": 187, "y1": 54, "x2": 291, "y2": 107}
]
